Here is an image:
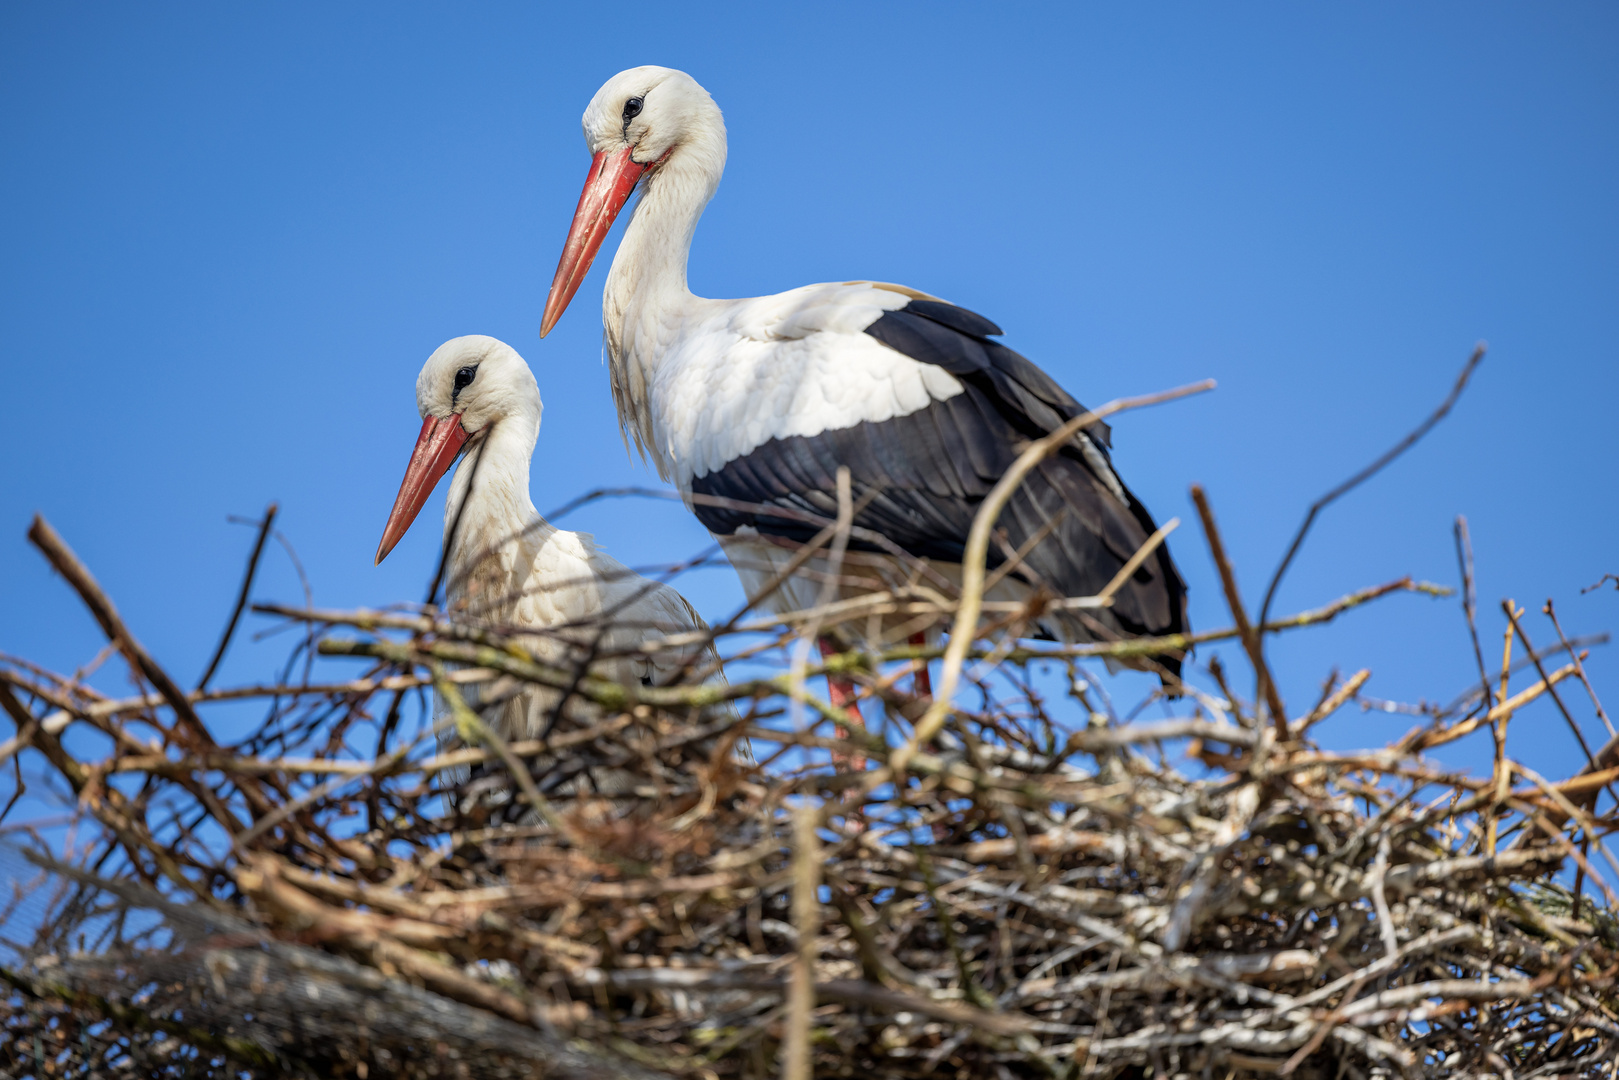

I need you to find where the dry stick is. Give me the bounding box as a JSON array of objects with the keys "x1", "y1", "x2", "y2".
[
  {"x1": 1504, "y1": 602, "x2": 1605, "y2": 777},
  {"x1": 197, "y1": 502, "x2": 278, "y2": 691},
  {"x1": 1410, "y1": 659, "x2": 1581, "y2": 753},
  {"x1": 1488, "y1": 610, "x2": 1518, "y2": 857},
  {"x1": 1297, "y1": 668, "x2": 1371, "y2": 734},
  {"x1": 1257, "y1": 344, "x2": 1486, "y2": 635},
  {"x1": 894, "y1": 379, "x2": 1216, "y2": 774},
  {"x1": 1093, "y1": 518, "x2": 1180, "y2": 607},
  {"x1": 270, "y1": 572, "x2": 1443, "y2": 672},
  {"x1": 1454, "y1": 516, "x2": 1495, "y2": 716},
  {"x1": 783, "y1": 804, "x2": 821, "y2": 1080},
  {"x1": 1190, "y1": 485, "x2": 1289, "y2": 739},
  {"x1": 1545, "y1": 599, "x2": 1616, "y2": 740},
  {"x1": 27, "y1": 515, "x2": 212, "y2": 749}
]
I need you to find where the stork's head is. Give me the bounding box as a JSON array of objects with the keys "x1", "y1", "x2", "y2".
[
  {"x1": 375, "y1": 336, "x2": 541, "y2": 565},
  {"x1": 540, "y1": 66, "x2": 725, "y2": 337}
]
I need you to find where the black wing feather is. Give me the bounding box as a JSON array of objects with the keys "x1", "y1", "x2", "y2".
[{"x1": 689, "y1": 298, "x2": 1187, "y2": 677}]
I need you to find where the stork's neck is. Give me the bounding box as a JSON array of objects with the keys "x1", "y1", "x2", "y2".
[
  {"x1": 442, "y1": 411, "x2": 553, "y2": 598},
  {"x1": 603, "y1": 129, "x2": 725, "y2": 467}
]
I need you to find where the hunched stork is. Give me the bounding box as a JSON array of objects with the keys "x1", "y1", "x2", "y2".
[
  {"x1": 375, "y1": 334, "x2": 742, "y2": 790},
  {"x1": 538, "y1": 67, "x2": 1188, "y2": 690}
]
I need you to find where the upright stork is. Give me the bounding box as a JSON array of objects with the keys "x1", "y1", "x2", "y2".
[
  {"x1": 538, "y1": 67, "x2": 1189, "y2": 713},
  {"x1": 376, "y1": 334, "x2": 743, "y2": 792}
]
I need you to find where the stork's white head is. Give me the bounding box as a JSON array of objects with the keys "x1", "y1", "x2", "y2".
[
  {"x1": 541, "y1": 66, "x2": 726, "y2": 337},
  {"x1": 415, "y1": 334, "x2": 542, "y2": 437},
  {"x1": 376, "y1": 336, "x2": 541, "y2": 565},
  {"x1": 579, "y1": 66, "x2": 723, "y2": 165}
]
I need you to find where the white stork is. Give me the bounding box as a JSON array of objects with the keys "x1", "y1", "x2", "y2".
[
  {"x1": 375, "y1": 334, "x2": 742, "y2": 789},
  {"x1": 537, "y1": 67, "x2": 1189, "y2": 707}
]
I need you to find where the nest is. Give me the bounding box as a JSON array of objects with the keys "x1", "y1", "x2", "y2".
[{"x1": 4, "y1": 369, "x2": 1618, "y2": 1079}]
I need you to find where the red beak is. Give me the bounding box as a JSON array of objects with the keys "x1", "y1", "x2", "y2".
[
  {"x1": 540, "y1": 146, "x2": 647, "y2": 338},
  {"x1": 375, "y1": 414, "x2": 469, "y2": 565}
]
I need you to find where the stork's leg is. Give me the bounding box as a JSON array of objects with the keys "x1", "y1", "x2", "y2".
[
  {"x1": 818, "y1": 637, "x2": 864, "y2": 772},
  {"x1": 909, "y1": 632, "x2": 932, "y2": 699}
]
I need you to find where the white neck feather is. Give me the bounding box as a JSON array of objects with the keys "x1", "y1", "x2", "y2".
[
  {"x1": 442, "y1": 409, "x2": 554, "y2": 605},
  {"x1": 603, "y1": 123, "x2": 726, "y2": 471}
]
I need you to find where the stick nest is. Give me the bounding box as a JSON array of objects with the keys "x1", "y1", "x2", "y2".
[{"x1": 4, "y1": 387, "x2": 1617, "y2": 1079}]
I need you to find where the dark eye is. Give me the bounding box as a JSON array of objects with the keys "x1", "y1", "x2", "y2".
[
  {"x1": 623, "y1": 96, "x2": 644, "y2": 122},
  {"x1": 453, "y1": 365, "x2": 477, "y2": 395}
]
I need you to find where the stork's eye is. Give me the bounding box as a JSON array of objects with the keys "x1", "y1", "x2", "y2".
[
  {"x1": 623, "y1": 97, "x2": 644, "y2": 122},
  {"x1": 453, "y1": 365, "x2": 478, "y2": 396}
]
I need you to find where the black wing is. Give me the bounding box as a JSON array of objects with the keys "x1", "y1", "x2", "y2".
[{"x1": 689, "y1": 299, "x2": 1188, "y2": 676}]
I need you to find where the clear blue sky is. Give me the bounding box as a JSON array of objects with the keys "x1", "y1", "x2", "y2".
[{"x1": 3, "y1": 4, "x2": 1616, "y2": 786}]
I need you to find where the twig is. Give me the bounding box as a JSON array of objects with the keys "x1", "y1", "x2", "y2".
[
  {"x1": 1545, "y1": 599, "x2": 1615, "y2": 739},
  {"x1": 1257, "y1": 344, "x2": 1485, "y2": 631},
  {"x1": 27, "y1": 515, "x2": 213, "y2": 750},
  {"x1": 1191, "y1": 485, "x2": 1288, "y2": 738},
  {"x1": 197, "y1": 502, "x2": 278, "y2": 691},
  {"x1": 1453, "y1": 515, "x2": 1494, "y2": 715},
  {"x1": 783, "y1": 804, "x2": 821, "y2": 1080},
  {"x1": 1504, "y1": 601, "x2": 1603, "y2": 775}
]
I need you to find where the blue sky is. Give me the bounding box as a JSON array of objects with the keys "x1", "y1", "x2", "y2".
[{"x1": 2, "y1": 4, "x2": 1616, "y2": 787}]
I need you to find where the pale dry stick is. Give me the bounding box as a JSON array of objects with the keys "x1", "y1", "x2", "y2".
[
  {"x1": 1094, "y1": 518, "x2": 1180, "y2": 608},
  {"x1": 1191, "y1": 485, "x2": 1289, "y2": 739},
  {"x1": 980, "y1": 509, "x2": 1067, "y2": 595},
  {"x1": 1410, "y1": 659, "x2": 1581, "y2": 753},
  {"x1": 1296, "y1": 668, "x2": 1371, "y2": 736},
  {"x1": 1505, "y1": 601, "x2": 1603, "y2": 772},
  {"x1": 1508, "y1": 799, "x2": 1619, "y2": 910},
  {"x1": 1488, "y1": 606, "x2": 1519, "y2": 856},
  {"x1": 0, "y1": 715, "x2": 40, "y2": 773},
  {"x1": 894, "y1": 379, "x2": 1216, "y2": 774},
  {"x1": 783, "y1": 804, "x2": 821, "y2": 1080},
  {"x1": 273, "y1": 571, "x2": 1443, "y2": 678},
  {"x1": 1278, "y1": 967, "x2": 1374, "y2": 1077},
  {"x1": 1369, "y1": 835, "x2": 1400, "y2": 960},
  {"x1": 1510, "y1": 763, "x2": 1619, "y2": 899},
  {"x1": 1546, "y1": 599, "x2": 1616, "y2": 740}
]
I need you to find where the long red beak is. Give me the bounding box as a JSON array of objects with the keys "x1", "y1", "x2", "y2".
[
  {"x1": 375, "y1": 414, "x2": 469, "y2": 565},
  {"x1": 540, "y1": 146, "x2": 647, "y2": 338}
]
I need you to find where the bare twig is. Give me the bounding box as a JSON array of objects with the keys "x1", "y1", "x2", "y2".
[
  {"x1": 1258, "y1": 345, "x2": 1485, "y2": 631},
  {"x1": 197, "y1": 502, "x2": 278, "y2": 691}
]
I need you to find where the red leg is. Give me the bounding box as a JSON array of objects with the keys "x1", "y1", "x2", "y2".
[
  {"x1": 909, "y1": 631, "x2": 932, "y2": 699},
  {"x1": 818, "y1": 637, "x2": 864, "y2": 772}
]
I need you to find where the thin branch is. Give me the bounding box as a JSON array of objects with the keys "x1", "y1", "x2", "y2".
[
  {"x1": 1258, "y1": 344, "x2": 1485, "y2": 631},
  {"x1": 197, "y1": 502, "x2": 278, "y2": 691}
]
